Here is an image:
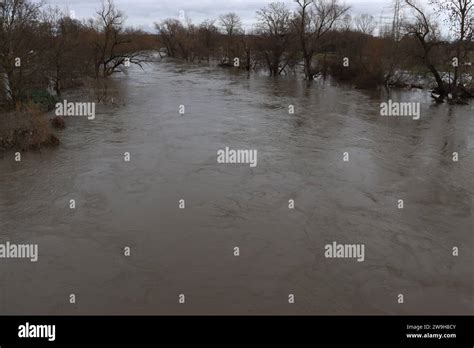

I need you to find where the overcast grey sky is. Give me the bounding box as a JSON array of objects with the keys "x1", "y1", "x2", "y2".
[{"x1": 42, "y1": 0, "x2": 433, "y2": 32}]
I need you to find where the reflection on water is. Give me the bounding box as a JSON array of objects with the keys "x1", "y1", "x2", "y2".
[{"x1": 0, "y1": 60, "x2": 472, "y2": 315}]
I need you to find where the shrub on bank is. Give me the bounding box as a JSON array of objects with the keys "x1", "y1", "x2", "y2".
[
  {"x1": 329, "y1": 57, "x2": 385, "y2": 89},
  {"x1": 0, "y1": 104, "x2": 60, "y2": 151}
]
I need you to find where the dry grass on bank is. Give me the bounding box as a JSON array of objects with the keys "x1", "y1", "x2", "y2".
[{"x1": 0, "y1": 104, "x2": 60, "y2": 151}]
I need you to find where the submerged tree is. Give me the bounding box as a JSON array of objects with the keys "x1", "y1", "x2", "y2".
[
  {"x1": 40, "y1": 7, "x2": 85, "y2": 96},
  {"x1": 256, "y1": 2, "x2": 294, "y2": 76},
  {"x1": 155, "y1": 19, "x2": 182, "y2": 58},
  {"x1": 91, "y1": 0, "x2": 145, "y2": 78},
  {"x1": 295, "y1": 0, "x2": 350, "y2": 79},
  {"x1": 198, "y1": 20, "x2": 219, "y2": 61},
  {"x1": 404, "y1": 0, "x2": 447, "y2": 100},
  {"x1": 404, "y1": 0, "x2": 474, "y2": 101},
  {"x1": 432, "y1": 0, "x2": 473, "y2": 95},
  {"x1": 0, "y1": 0, "x2": 43, "y2": 104},
  {"x1": 219, "y1": 13, "x2": 244, "y2": 64}
]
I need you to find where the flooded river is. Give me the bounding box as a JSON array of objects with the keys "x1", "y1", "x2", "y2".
[{"x1": 0, "y1": 60, "x2": 472, "y2": 315}]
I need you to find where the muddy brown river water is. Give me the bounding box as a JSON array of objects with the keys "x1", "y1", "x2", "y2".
[{"x1": 0, "y1": 60, "x2": 472, "y2": 315}]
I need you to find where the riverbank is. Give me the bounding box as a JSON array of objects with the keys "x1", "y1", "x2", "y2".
[{"x1": 0, "y1": 76, "x2": 127, "y2": 152}]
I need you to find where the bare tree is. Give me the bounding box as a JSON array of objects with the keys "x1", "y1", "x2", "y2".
[
  {"x1": 155, "y1": 19, "x2": 182, "y2": 58},
  {"x1": 219, "y1": 13, "x2": 243, "y2": 37},
  {"x1": 219, "y1": 13, "x2": 244, "y2": 64},
  {"x1": 295, "y1": 0, "x2": 350, "y2": 79},
  {"x1": 256, "y1": 2, "x2": 293, "y2": 76},
  {"x1": 404, "y1": 0, "x2": 447, "y2": 100},
  {"x1": 41, "y1": 7, "x2": 85, "y2": 96},
  {"x1": 198, "y1": 19, "x2": 219, "y2": 61},
  {"x1": 355, "y1": 14, "x2": 376, "y2": 35},
  {"x1": 431, "y1": 0, "x2": 473, "y2": 92},
  {"x1": 0, "y1": 0, "x2": 43, "y2": 104},
  {"x1": 341, "y1": 13, "x2": 352, "y2": 31},
  {"x1": 92, "y1": 0, "x2": 144, "y2": 78}
]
